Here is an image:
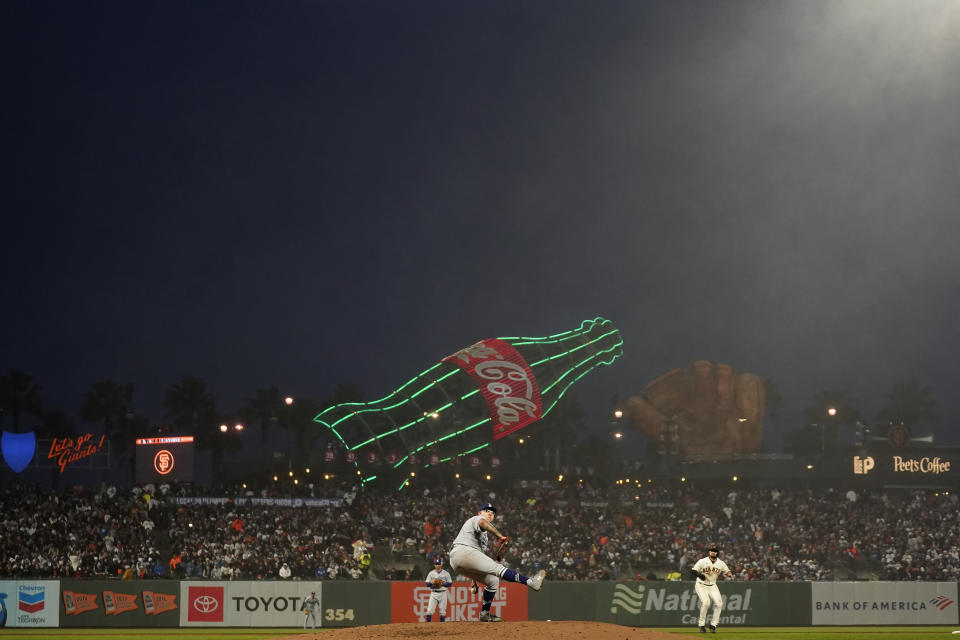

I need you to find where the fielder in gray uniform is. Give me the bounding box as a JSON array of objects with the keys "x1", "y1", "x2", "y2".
[
  {"x1": 691, "y1": 544, "x2": 733, "y2": 633},
  {"x1": 302, "y1": 591, "x2": 320, "y2": 629},
  {"x1": 424, "y1": 556, "x2": 453, "y2": 622},
  {"x1": 448, "y1": 502, "x2": 545, "y2": 622}
]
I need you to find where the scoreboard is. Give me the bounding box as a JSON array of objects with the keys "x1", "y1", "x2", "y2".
[{"x1": 135, "y1": 436, "x2": 195, "y2": 483}]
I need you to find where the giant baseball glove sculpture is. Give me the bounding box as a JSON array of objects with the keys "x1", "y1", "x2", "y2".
[{"x1": 624, "y1": 360, "x2": 765, "y2": 455}]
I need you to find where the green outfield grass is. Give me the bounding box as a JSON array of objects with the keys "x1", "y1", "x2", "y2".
[
  {"x1": 3, "y1": 627, "x2": 958, "y2": 640},
  {"x1": 660, "y1": 627, "x2": 960, "y2": 639},
  {"x1": 0, "y1": 629, "x2": 326, "y2": 640}
]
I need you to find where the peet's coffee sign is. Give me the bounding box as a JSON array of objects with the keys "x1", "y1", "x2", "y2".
[
  {"x1": 893, "y1": 455, "x2": 951, "y2": 474},
  {"x1": 853, "y1": 454, "x2": 952, "y2": 477},
  {"x1": 48, "y1": 434, "x2": 106, "y2": 473}
]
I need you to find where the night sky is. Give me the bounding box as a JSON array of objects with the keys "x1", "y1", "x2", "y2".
[{"x1": 5, "y1": 0, "x2": 960, "y2": 452}]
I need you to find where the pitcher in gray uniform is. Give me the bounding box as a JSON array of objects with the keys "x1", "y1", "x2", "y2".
[{"x1": 448, "y1": 502, "x2": 545, "y2": 622}]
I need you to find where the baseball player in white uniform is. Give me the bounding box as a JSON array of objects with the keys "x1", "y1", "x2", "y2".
[
  {"x1": 448, "y1": 502, "x2": 545, "y2": 622},
  {"x1": 424, "y1": 556, "x2": 453, "y2": 622},
  {"x1": 302, "y1": 591, "x2": 320, "y2": 629},
  {"x1": 691, "y1": 544, "x2": 734, "y2": 633}
]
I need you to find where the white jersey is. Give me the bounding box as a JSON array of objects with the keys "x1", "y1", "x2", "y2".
[
  {"x1": 452, "y1": 515, "x2": 490, "y2": 552},
  {"x1": 692, "y1": 556, "x2": 730, "y2": 586},
  {"x1": 426, "y1": 568, "x2": 452, "y2": 590}
]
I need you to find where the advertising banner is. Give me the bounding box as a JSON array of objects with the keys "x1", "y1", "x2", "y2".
[
  {"x1": 812, "y1": 581, "x2": 959, "y2": 625},
  {"x1": 390, "y1": 581, "x2": 528, "y2": 623},
  {"x1": 60, "y1": 580, "x2": 179, "y2": 627},
  {"x1": 0, "y1": 580, "x2": 60, "y2": 628},
  {"x1": 179, "y1": 581, "x2": 324, "y2": 627},
  {"x1": 597, "y1": 581, "x2": 763, "y2": 627},
  {"x1": 228, "y1": 581, "x2": 324, "y2": 627}
]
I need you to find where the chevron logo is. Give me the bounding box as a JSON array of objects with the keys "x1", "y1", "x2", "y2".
[{"x1": 18, "y1": 587, "x2": 45, "y2": 614}]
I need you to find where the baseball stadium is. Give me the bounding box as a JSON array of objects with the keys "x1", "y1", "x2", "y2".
[{"x1": 2, "y1": 318, "x2": 959, "y2": 640}]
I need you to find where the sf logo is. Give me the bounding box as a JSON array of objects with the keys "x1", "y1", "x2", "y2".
[{"x1": 154, "y1": 449, "x2": 175, "y2": 474}]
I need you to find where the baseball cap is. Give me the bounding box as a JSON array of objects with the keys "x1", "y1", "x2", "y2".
[
  {"x1": 478, "y1": 502, "x2": 497, "y2": 514},
  {"x1": 433, "y1": 557, "x2": 443, "y2": 565},
  {"x1": 708, "y1": 545, "x2": 720, "y2": 552}
]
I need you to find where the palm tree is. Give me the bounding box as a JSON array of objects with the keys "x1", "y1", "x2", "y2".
[
  {"x1": 0, "y1": 369, "x2": 44, "y2": 432},
  {"x1": 536, "y1": 393, "x2": 588, "y2": 470},
  {"x1": 762, "y1": 377, "x2": 784, "y2": 423},
  {"x1": 163, "y1": 376, "x2": 217, "y2": 435},
  {"x1": 321, "y1": 382, "x2": 366, "y2": 446},
  {"x1": 240, "y1": 386, "x2": 285, "y2": 472},
  {"x1": 35, "y1": 409, "x2": 78, "y2": 488},
  {"x1": 803, "y1": 389, "x2": 861, "y2": 450},
  {"x1": 877, "y1": 379, "x2": 938, "y2": 431},
  {"x1": 80, "y1": 380, "x2": 134, "y2": 451},
  {"x1": 283, "y1": 396, "x2": 320, "y2": 469},
  {"x1": 80, "y1": 380, "x2": 150, "y2": 482}
]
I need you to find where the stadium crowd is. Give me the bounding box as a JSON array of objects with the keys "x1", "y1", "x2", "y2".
[{"x1": 1, "y1": 480, "x2": 957, "y2": 582}]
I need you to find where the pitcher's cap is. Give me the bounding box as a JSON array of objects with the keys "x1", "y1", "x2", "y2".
[{"x1": 479, "y1": 502, "x2": 497, "y2": 514}]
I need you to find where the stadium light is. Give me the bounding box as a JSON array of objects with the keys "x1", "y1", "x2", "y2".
[{"x1": 285, "y1": 396, "x2": 294, "y2": 405}]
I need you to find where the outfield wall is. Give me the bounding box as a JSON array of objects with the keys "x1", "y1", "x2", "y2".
[{"x1": 0, "y1": 579, "x2": 956, "y2": 628}]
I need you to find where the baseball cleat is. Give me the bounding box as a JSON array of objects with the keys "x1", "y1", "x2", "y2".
[
  {"x1": 478, "y1": 611, "x2": 503, "y2": 622},
  {"x1": 709, "y1": 625, "x2": 717, "y2": 633},
  {"x1": 527, "y1": 569, "x2": 546, "y2": 591},
  {"x1": 699, "y1": 626, "x2": 707, "y2": 633}
]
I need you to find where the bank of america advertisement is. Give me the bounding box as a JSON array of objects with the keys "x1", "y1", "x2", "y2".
[
  {"x1": 812, "y1": 582, "x2": 958, "y2": 625},
  {"x1": 179, "y1": 581, "x2": 324, "y2": 627},
  {"x1": 0, "y1": 580, "x2": 60, "y2": 627}
]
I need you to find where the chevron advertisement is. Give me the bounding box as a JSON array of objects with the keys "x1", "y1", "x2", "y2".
[
  {"x1": 179, "y1": 581, "x2": 324, "y2": 627},
  {"x1": 0, "y1": 581, "x2": 60, "y2": 627},
  {"x1": 59, "y1": 580, "x2": 178, "y2": 627},
  {"x1": 812, "y1": 581, "x2": 958, "y2": 625}
]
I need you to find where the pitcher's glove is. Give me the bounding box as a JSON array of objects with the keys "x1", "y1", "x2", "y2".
[{"x1": 431, "y1": 578, "x2": 444, "y2": 588}]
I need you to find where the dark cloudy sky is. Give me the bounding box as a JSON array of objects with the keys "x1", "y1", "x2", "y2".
[{"x1": 4, "y1": 0, "x2": 960, "y2": 451}]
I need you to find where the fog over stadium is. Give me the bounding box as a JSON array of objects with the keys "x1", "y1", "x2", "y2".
[{"x1": 4, "y1": 0, "x2": 960, "y2": 464}]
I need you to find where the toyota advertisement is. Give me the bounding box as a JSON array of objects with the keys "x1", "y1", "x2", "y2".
[{"x1": 179, "y1": 581, "x2": 325, "y2": 627}]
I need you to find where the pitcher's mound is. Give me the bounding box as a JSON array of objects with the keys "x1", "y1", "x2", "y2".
[{"x1": 270, "y1": 621, "x2": 684, "y2": 639}]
